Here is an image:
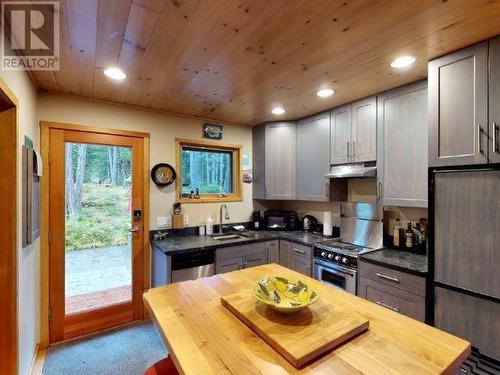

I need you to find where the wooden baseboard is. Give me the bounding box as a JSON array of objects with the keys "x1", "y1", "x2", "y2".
[{"x1": 29, "y1": 345, "x2": 47, "y2": 375}]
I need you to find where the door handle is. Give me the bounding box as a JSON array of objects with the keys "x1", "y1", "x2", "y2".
[
  {"x1": 375, "y1": 301, "x2": 399, "y2": 312},
  {"x1": 129, "y1": 226, "x2": 141, "y2": 233},
  {"x1": 493, "y1": 122, "x2": 498, "y2": 153},
  {"x1": 477, "y1": 125, "x2": 484, "y2": 154},
  {"x1": 325, "y1": 182, "x2": 329, "y2": 197},
  {"x1": 346, "y1": 141, "x2": 350, "y2": 161},
  {"x1": 376, "y1": 272, "x2": 400, "y2": 283},
  {"x1": 352, "y1": 140, "x2": 356, "y2": 159},
  {"x1": 377, "y1": 182, "x2": 382, "y2": 201},
  {"x1": 292, "y1": 248, "x2": 306, "y2": 254}
]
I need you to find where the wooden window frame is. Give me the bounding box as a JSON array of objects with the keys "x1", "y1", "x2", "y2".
[{"x1": 175, "y1": 138, "x2": 243, "y2": 204}]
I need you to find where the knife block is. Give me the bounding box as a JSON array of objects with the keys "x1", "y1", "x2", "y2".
[{"x1": 172, "y1": 214, "x2": 184, "y2": 229}]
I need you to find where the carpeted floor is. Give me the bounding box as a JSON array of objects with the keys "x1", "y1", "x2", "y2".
[{"x1": 43, "y1": 321, "x2": 167, "y2": 375}]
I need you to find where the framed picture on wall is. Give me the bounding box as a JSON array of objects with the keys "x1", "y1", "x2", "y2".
[{"x1": 203, "y1": 123, "x2": 223, "y2": 140}]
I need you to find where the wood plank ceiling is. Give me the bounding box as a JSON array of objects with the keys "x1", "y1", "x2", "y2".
[{"x1": 31, "y1": 0, "x2": 500, "y2": 126}]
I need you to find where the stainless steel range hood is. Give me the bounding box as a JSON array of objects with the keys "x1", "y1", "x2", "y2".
[{"x1": 325, "y1": 162, "x2": 376, "y2": 178}]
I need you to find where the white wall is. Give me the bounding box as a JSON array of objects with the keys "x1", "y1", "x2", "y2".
[
  {"x1": 37, "y1": 93, "x2": 254, "y2": 228},
  {"x1": 0, "y1": 71, "x2": 40, "y2": 374}
]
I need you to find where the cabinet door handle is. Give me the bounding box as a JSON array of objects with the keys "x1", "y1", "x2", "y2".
[
  {"x1": 376, "y1": 273, "x2": 399, "y2": 283},
  {"x1": 377, "y1": 182, "x2": 382, "y2": 201},
  {"x1": 477, "y1": 125, "x2": 484, "y2": 154},
  {"x1": 375, "y1": 301, "x2": 400, "y2": 312},
  {"x1": 292, "y1": 248, "x2": 306, "y2": 254},
  {"x1": 325, "y1": 182, "x2": 329, "y2": 197},
  {"x1": 493, "y1": 122, "x2": 498, "y2": 153},
  {"x1": 352, "y1": 140, "x2": 356, "y2": 159},
  {"x1": 346, "y1": 141, "x2": 350, "y2": 160}
]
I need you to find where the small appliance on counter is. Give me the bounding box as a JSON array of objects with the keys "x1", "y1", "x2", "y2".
[
  {"x1": 251, "y1": 211, "x2": 262, "y2": 230},
  {"x1": 263, "y1": 210, "x2": 299, "y2": 231},
  {"x1": 301, "y1": 215, "x2": 318, "y2": 232}
]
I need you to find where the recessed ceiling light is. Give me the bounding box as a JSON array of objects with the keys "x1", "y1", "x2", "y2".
[
  {"x1": 317, "y1": 88, "x2": 335, "y2": 98},
  {"x1": 104, "y1": 67, "x2": 127, "y2": 80},
  {"x1": 390, "y1": 55, "x2": 416, "y2": 69},
  {"x1": 272, "y1": 107, "x2": 285, "y2": 115}
]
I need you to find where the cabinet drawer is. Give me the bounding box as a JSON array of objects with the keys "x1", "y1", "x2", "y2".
[
  {"x1": 359, "y1": 260, "x2": 426, "y2": 296},
  {"x1": 216, "y1": 242, "x2": 267, "y2": 261},
  {"x1": 358, "y1": 277, "x2": 426, "y2": 322},
  {"x1": 281, "y1": 240, "x2": 312, "y2": 259}
]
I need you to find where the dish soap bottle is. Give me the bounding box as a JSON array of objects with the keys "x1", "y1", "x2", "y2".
[
  {"x1": 206, "y1": 216, "x2": 214, "y2": 235},
  {"x1": 393, "y1": 219, "x2": 401, "y2": 247}
]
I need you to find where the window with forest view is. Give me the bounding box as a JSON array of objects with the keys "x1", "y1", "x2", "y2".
[{"x1": 181, "y1": 146, "x2": 233, "y2": 195}]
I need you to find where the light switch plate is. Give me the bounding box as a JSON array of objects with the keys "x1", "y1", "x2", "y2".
[
  {"x1": 183, "y1": 215, "x2": 189, "y2": 226},
  {"x1": 157, "y1": 216, "x2": 171, "y2": 228}
]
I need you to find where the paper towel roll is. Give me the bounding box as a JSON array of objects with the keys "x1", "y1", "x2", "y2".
[{"x1": 323, "y1": 211, "x2": 333, "y2": 237}]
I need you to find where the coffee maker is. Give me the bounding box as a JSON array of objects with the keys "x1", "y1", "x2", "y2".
[{"x1": 251, "y1": 211, "x2": 262, "y2": 230}]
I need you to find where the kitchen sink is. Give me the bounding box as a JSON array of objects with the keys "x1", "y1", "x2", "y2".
[{"x1": 211, "y1": 233, "x2": 249, "y2": 241}]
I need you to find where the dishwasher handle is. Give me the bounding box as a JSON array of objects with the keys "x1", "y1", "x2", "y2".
[{"x1": 171, "y1": 249, "x2": 215, "y2": 271}]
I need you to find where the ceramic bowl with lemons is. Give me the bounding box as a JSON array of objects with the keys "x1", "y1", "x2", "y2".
[{"x1": 252, "y1": 276, "x2": 320, "y2": 314}]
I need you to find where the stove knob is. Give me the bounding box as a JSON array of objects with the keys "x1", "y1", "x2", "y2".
[
  {"x1": 320, "y1": 251, "x2": 326, "y2": 258},
  {"x1": 327, "y1": 253, "x2": 333, "y2": 260},
  {"x1": 342, "y1": 257, "x2": 348, "y2": 265},
  {"x1": 334, "y1": 255, "x2": 341, "y2": 262}
]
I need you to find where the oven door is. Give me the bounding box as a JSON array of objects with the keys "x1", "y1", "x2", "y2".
[{"x1": 313, "y1": 258, "x2": 357, "y2": 295}]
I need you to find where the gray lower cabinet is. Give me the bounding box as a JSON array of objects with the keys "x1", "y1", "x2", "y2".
[
  {"x1": 377, "y1": 81, "x2": 428, "y2": 207},
  {"x1": 434, "y1": 286, "x2": 500, "y2": 360},
  {"x1": 266, "y1": 240, "x2": 279, "y2": 264},
  {"x1": 358, "y1": 260, "x2": 426, "y2": 322},
  {"x1": 428, "y1": 41, "x2": 489, "y2": 166},
  {"x1": 252, "y1": 122, "x2": 296, "y2": 199},
  {"x1": 216, "y1": 242, "x2": 267, "y2": 273},
  {"x1": 279, "y1": 240, "x2": 312, "y2": 277},
  {"x1": 296, "y1": 113, "x2": 330, "y2": 201}
]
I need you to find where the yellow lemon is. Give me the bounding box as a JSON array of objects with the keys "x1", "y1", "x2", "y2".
[{"x1": 274, "y1": 280, "x2": 287, "y2": 292}]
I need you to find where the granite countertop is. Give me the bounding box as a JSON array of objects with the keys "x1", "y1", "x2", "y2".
[
  {"x1": 359, "y1": 248, "x2": 428, "y2": 275},
  {"x1": 151, "y1": 230, "x2": 329, "y2": 255}
]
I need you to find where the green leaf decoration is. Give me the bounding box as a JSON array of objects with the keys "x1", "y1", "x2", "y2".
[
  {"x1": 288, "y1": 284, "x2": 301, "y2": 294},
  {"x1": 275, "y1": 277, "x2": 289, "y2": 284},
  {"x1": 273, "y1": 290, "x2": 281, "y2": 304},
  {"x1": 298, "y1": 280, "x2": 308, "y2": 291},
  {"x1": 290, "y1": 302, "x2": 302, "y2": 306},
  {"x1": 310, "y1": 291, "x2": 317, "y2": 300},
  {"x1": 258, "y1": 282, "x2": 270, "y2": 297}
]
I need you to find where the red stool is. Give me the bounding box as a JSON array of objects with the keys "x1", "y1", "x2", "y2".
[{"x1": 144, "y1": 356, "x2": 179, "y2": 375}]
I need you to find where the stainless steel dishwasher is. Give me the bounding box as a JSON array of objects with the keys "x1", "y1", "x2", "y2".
[{"x1": 170, "y1": 249, "x2": 215, "y2": 283}]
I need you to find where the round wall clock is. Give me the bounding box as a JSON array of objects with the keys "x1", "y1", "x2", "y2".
[{"x1": 151, "y1": 163, "x2": 176, "y2": 187}]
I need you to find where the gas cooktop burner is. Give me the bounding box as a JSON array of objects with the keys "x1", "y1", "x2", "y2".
[{"x1": 315, "y1": 240, "x2": 373, "y2": 257}]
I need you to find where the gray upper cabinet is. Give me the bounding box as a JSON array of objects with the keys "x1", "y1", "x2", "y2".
[
  {"x1": 377, "y1": 81, "x2": 428, "y2": 207},
  {"x1": 296, "y1": 113, "x2": 330, "y2": 201},
  {"x1": 330, "y1": 105, "x2": 351, "y2": 165},
  {"x1": 330, "y1": 96, "x2": 377, "y2": 165},
  {"x1": 489, "y1": 36, "x2": 500, "y2": 164},
  {"x1": 428, "y1": 42, "x2": 488, "y2": 166},
  {"x1": 351, "y1": 97, "x2": 377, "y2": 162},
  {"x1": 252, "y1": 122, "x2": 296, "y2": 200}
]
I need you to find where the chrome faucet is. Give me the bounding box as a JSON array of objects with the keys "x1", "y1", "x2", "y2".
[{"x1": 219, "y1": 204, "x2": 230, "y2": 233}]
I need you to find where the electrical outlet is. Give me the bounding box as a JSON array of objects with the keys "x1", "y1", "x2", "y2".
[
  {"x1": 183, "y1": 215, "x2": 189, "y2": 226},
  {"x1": 157, "y1": 216, "x2": 172, "y2": 229}
]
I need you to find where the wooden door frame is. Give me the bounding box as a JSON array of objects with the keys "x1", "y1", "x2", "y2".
[
  {"x1": 40, "y1": 121, "x2": 150, "y2": 347},
  {"x1": 0, "y1": 79, "x2": 19, "y2": 375}
]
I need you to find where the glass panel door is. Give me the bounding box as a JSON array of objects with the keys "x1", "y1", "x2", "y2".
[{"x1": 64, "y1": 143, "x2": 132, "y2": 315}]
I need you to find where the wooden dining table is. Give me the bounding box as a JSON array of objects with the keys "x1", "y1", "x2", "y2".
[{"x1": 144, "y1": 263, "x2": 470, "y2": 374}]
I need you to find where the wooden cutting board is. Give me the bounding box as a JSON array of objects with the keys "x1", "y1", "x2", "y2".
[{"x1": 221, "y1": 290, "x2": 369, "y2": 368}]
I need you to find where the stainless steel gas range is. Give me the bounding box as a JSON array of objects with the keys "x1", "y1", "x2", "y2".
[{"x1": 313, "y1": 202, "x2": 383, "y2": 295}]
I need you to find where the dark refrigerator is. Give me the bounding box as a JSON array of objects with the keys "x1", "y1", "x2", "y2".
[{"x1": 430, "y1": 165, "x2": 500, "y2": 362}]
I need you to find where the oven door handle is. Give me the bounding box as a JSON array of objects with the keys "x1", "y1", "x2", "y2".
[{"x1": 314, "y1": 259, "x2": 356, "y2": 277}]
